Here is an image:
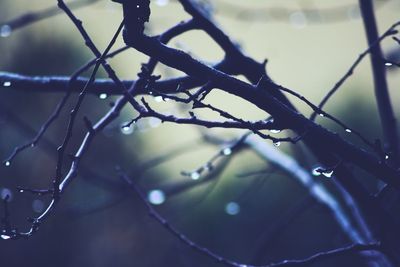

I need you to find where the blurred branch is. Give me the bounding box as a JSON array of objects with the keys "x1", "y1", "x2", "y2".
[
  {"x1": 359, "y1": 0, "x2": 400, "y2": 162},
  {"x1": 0, "y1": 0, "x2": 100, "y2": 34},
  {"x1": 214, "y1": 0, "x2": 389, "y2": 24},
  {"x1": 120, "y1": 170, "x2": 382, "y2": 267}
]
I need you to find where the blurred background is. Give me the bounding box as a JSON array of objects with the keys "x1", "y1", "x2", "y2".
[{"x1": 0, "y1": 0, "x2": 400, "y2": 266}]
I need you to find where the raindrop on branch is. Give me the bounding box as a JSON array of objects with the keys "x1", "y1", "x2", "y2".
[
  {"x1": 222, "y1": 148, "x2": 232, "y2": 156},
  {"x1": 345, "y1": 128, "x2": 352, "y2": 133},
  {"x1": 1, "y1": 234, "x2": 11, "y2": 240},
  {"x1": 312, "y1": 167, "x2": 333, "y2": 178},
  {"x1": 312, "y1": 167, "x2": 322, "y2": 176},
  {"x1": 385, "y1": 62, "x2": 393, "y2": 67},
  {"x1": 273, "y1": 141, "x2": 281, "y2": 147},
  {"x1": 3, "y1": 81, "x2": 11, "y2": 87},
  {"x1": 99, "y1": 93, "x2": 108, "y2": 100},
  {"x1": 322, "y1": 170, "x2": 334, "y2": 178},
  {"x1": 121, "y1": 123, "x2": 134, "y2": 135},
  {"x1": 269, "y1": 129, "x2": 281, "y2": 134},
  {"x1": 154, "y1": 96, "x2": 163, "y2": 102},
  {"x1": 190, "y1": 172, "x2": 201, "y2": 180},
  {"x1": 4, "y1": 161, "x2": 11, "y2": 167}
]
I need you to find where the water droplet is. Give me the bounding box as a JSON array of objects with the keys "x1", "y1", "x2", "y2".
[
  {"x1": 99, "y1": 93, "x2": 108, "y2": 100},
  {"x1": 156, "y1": 0, "x2": 169, "y2": 6},
  {"x1": 0, "y1": 25, "x2": 12, "y2": 38},
  {"x1": 19, "y1": 189, "x2": 24, "y2": 193},
  {"x1": 136, "y1": 5, "x2": 140, "y2": 8},
  {"x1": 273, "y1": 141, "x2": 281, "y2": 147},
  {"x1": 1, "y1": 234, "x2": 11, "y2": 240},
  {"x1": 385, "y1": 62, "x2": 393, "y2": 67},
  {"x1": 319, "y1": 113, "x2": 325, "y2": 117},
  {"x1": 148, "y1": 190, "x2": 165, "y2": 205},
  {"x1": 204, "y1": 164, "x2": 212, "y2": 172},
  {"x1": 154, "y1": 96, "x2": 163, "y2": 102},
  {"x1": 32, "y1": 199, "x2": 45, "y2": 213},
  {"x1": 289, "y1": 12, "x2": 307, "y2": 29},
  {"x1": 148, "y1": 118, "x2": 161, "y2": 128},
  {"x1": 190, "y1": 172, "x2": 201, "y2": 180},
  {"x1": 347, "y1": 6, "x2": 360, "y2": 20},
  {"x1": 345, "y1": 128, "x2": 352, "y2": 133},
  {"x1": 0, "y1": 188, "x2": 12, "y2": 201},
  {"x1": 222, "y1": 148, "x2": 232, "y2": 156},
  {"x1": 121, "y1": 123, "x2": 134, "y2": 135},
  {"x1": 322, "y1": 170, "x2": 334, "y2": 178},
  {"x1": 4, "y1": 161, "x2": 10, "y2": 167},
  {"x1": 312, "y1": 167, "x2": 333, "y2": 178},
  {"x1": 225, "y1": 202, "x2": 240, "y2": 215},
  {"x1": 312, "y1": 167, "x2": 322, "y2": 176},
  {"x1": 270, "y1": 129, "x2": 281, "y2": 134},
  {"x1": 385, "y1": 155, "x2": 389, "y2": 160},
  {"x1": 3, "y1": 81, "x2": 11, "y2": 87}
]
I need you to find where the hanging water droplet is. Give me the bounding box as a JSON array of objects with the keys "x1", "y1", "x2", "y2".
[
  {"x1": 121, "y1": 123, "x2": 134, "y2": 135},
  {"x1": 0, "y1": 188, "x2": 12, "y2": 201},
  {"x1": 319, "y1": 113, "x2": 325, "y2": 117},
  {"x1": 4, "y1": 161, "x2": 10, "y2": 167},
  {"x1": 154, "y1": 96, "x2": 163, "y2": 102},
  {"x1": 289, "y1": 11, "x2": 307, "y2": 29},
  {"x1": 347, "y1": 6, "x2": 360, "y2": 20},
  {"x1": 0, "y1": 25, "x2": 12, "y2": 38},
  {"x1": 385, "y1": 155, "x2": 389, "y2": 160},
  {"x1": 99, "y1": 93, "x2": 108, "y2": 100},
  {"x1": 225, "y1": 202, "x2": 240, "y2": 215},
  {"x1": 204, "y1": 164, "x2": 212, "y2": 172},
  {"x1": 1, "y1": 234, "x2": 11, "y2": 240},
  {"x1": 19, "y1": 189, "x2": 24, "y2": 193},
  {"x1": 32, "y1": 199, "x2": 45, "y2": 213},
  {"x1": 270, "y1": 129, "x2": 281, "y2": 134},
  {"x1": 322, "y1": 170, "x2": 334, "y2": 178},
  {"x1": 385, "y1": 62, "x2": 393, "y2": 67},
  {"x1": 148, "y1": 190, "x2": 165, "y2": 205},
  {"x1": 312, "y1": 167, "x2": 322, "y2": 176},
  {"x1": 222, "y1": 147, "x2": 232, "y2": 156},
  {"x1": 156, "y1": 0, "x2": 169, "y2": 6},
  {"x1": 136, "y1": 119, "x2": 150, "y2": 132},
  {"x1": 148, "y1": 118, "x2": 161, "y2": 128},
  {"x1": 273, "y1": 141, "x2": 281, "y2": 147},
  {"x1": 190, "y1": 172, "x2": 200, "y2": 180},
  {"x1": 345, "y1": 128, "x2": 352, "y2": 133},
  {"x1": 3, "y1": 81, "x2": 11, "y2": 87}
]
